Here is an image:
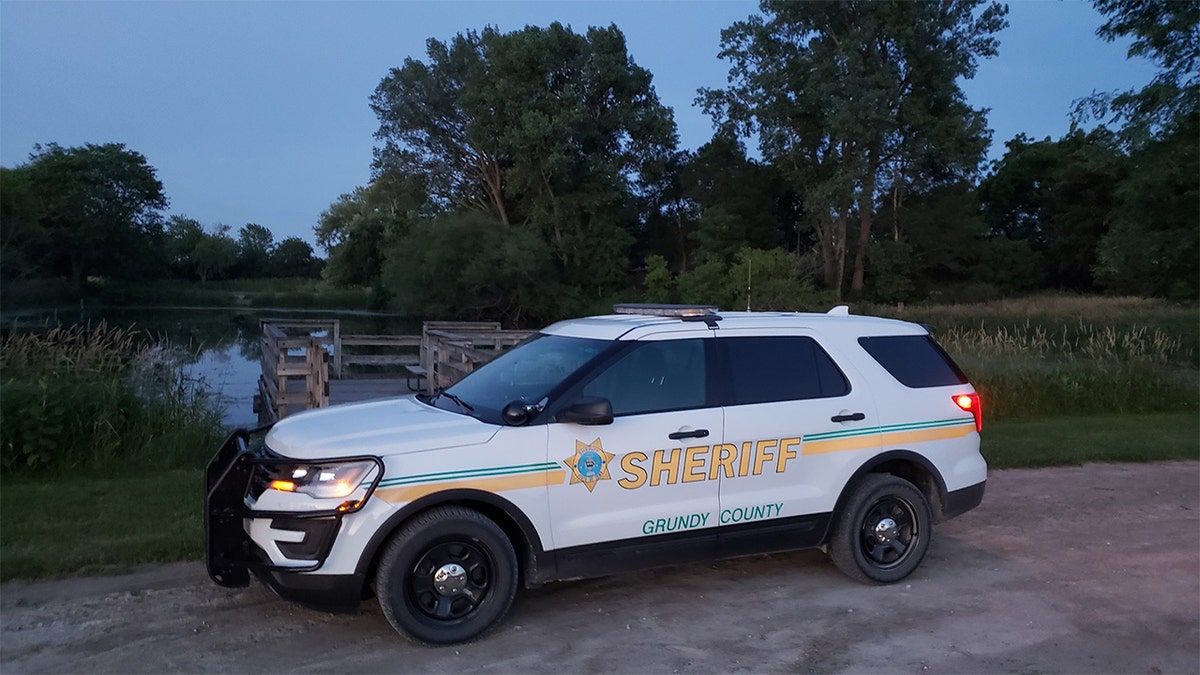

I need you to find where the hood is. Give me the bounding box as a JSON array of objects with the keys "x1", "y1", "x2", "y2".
[{"x1": 264, "y1": 396, "x2": 499, "y2": 460}]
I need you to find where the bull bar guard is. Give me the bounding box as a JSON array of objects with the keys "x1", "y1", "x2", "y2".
[{"x1": 204, "y1": 427, "x2": 382, "y2": 588}]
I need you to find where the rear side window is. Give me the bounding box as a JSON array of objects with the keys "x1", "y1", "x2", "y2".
[
  {"x1": 858, "y1": 335, "x2": 968, "y2": 388},
  {"x1": 723, "y1": 336, "x2": 849, "y2": 405}
]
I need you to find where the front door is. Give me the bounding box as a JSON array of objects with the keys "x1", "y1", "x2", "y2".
[{"x1": 546, "y1": 334, "x2": 721, "y2": 571}]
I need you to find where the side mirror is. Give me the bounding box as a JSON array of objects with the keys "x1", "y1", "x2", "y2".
[
  {"x1": 502, "y1": 400, "x2": 532, "y2": 426},
  {"x1": 555, "y1": 397, "x2": 614, "y2": 425}
]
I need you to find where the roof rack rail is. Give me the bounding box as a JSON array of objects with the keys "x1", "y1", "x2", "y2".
[{"x1": 613, "y1": 303, "x2": 720, "y2": 318}]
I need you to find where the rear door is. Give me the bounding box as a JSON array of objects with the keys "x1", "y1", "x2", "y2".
[{"x1": 714, "y1": 328, "x2": 880, "y2": 554}]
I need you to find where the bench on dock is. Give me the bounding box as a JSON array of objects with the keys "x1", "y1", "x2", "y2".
[{"x1": 403, "y1": 365, "x2": 428, "y2": 392}]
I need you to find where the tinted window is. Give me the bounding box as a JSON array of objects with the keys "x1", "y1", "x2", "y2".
[
  {"x1": 858, "y1": 335, "x2": 968, "y2": 388},
  {"x1": 582, "y1": 339, "x2": 706, "y2": 415},
  {"x1": 723, "y1": 336, "x2": 849, "y2": 405}
]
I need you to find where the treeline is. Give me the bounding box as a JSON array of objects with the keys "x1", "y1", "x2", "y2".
[
  {"x1": 318, "y1": 0, "x2": 1197, "y2": 326},
  {"x1": 1, "y1": 143, "x2": 321, "y2": 288},
  {"x1": 2, "y1": 1, "x2": 1194, "y2": 323}
]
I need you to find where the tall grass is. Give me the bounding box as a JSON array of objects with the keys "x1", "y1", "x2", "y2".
[
  {"x1": 937, "y1": 321, "x2": 1189, "y2": 365},
  {"x1": 876, "y1": 296, "x2": 1200, "y2": 419},
  {"x1": 0, "y1": 323, "x2": 225, "y2": 476}
]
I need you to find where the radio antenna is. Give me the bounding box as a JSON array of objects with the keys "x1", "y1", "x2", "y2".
[{"x1": 746, "y1": 258, "x2": 752, "y2": 311}]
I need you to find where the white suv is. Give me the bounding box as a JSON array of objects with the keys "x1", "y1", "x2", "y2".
[{"x1": 206, "y1": 305, "x2": 986, "y2": 644}]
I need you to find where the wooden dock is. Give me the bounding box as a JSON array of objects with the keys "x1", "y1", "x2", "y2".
[
  {"x1": 328, "y1": 377, "x2": 415, "y2": 405},
  {"x1": 254, "y1": 319, "x2": 532, "y2": 423}
]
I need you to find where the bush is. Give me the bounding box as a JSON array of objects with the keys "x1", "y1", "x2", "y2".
[
  {"x1": 0, "y1": 323, "x2": 224, "y2": 476},
  {"x1": 671, "y1": 247, "x2": 819, "y2": 311}
]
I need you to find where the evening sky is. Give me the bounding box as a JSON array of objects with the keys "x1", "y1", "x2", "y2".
[{"x1": 0, "y1": 0, "x2": 1158, "y2": 246}]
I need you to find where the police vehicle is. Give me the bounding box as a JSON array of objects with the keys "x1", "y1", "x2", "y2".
[{"x1": 206, "y1": 304, "x2": 986, "y2": 644}]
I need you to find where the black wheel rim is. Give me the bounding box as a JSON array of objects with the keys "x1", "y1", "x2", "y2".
[
  {"x1": 858, "y1": 496, "x2": 919, "y2": 569},
  {"x1": 408, "y1": 539, "x2": 493, "y2": 622}
]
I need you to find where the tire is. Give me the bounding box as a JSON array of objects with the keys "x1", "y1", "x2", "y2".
[
  {"x1": 376, "y1": 506, "x2": 518, "y2": 644},
  {"x1": 829, "y1": 473, "x2": 932, "y2": 584}
]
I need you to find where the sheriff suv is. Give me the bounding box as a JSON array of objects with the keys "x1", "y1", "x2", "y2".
[{"x1": 206, "y1": 304, "x2": 986, "y2": 644}]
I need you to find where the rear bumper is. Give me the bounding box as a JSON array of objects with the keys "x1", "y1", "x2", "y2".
[
  {"x1": 204, "y1": 429, "x2": 374, "y2": 613},
  {"x1": 943, "y1": 480, "x2": 986, "y2": 520}
]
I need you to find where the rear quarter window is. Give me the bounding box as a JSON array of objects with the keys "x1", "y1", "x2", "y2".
[{"x1": 858, "y1": 335, "x2": 968, "y2": 388}]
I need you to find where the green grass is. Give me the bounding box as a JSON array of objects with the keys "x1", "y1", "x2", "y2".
[
  {"x1": 984, "y1": 412, "x2": 1199, "y2": 468},
  {"x1": 2, "y1": 413, "x2": 1196, "y2": 581},
  {"x1": 0, "y1": 469, "x2": 203, "y2": 581}
]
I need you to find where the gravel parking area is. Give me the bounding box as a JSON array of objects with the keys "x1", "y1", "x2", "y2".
[{"x1": 2, "y1": 461, "x2": 1197, "y2": 674}]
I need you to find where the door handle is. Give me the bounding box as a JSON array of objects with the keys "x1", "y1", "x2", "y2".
[
  {"x1": 668, "y1": 428, "x2": 710, "y2": 440},
  {"x1": 830, "y1": 412, "x2": 866, "y2": 423}
]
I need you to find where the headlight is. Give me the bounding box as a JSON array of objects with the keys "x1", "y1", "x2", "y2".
[{"x1": 266, "y1": 460, "x2": 377, "y2": 500}]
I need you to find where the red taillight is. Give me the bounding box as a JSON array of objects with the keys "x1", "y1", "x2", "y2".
[{"x1": 954, "y1": 393, "x2": 982, "y2": 432}]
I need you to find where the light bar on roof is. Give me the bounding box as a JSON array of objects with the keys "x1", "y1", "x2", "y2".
[{"x1": 612, "y1": 303, "x2": 720, "y2": 317}]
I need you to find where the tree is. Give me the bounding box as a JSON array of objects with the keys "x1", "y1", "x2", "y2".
[
  {"x1": 701, "y1": 1, "x2": 1006, "y2": 297},
  {"x1": 1076, "y1": 0, "x2": 1199, "y2": 145},
  {"x1": 0, "y1": 167, "x2": 47, "y2": 279},
  {"x1": 316, "y1": 174, "x2": 427, "y2": 287},
  {"x1": 269, "y1": 237, "x2": 322, "y2": 278},
  {"x1": 190, "y1": 225, "x2": 238, "y2": 282},
  {"x1": 381, "y1": 211, "x2": 560, "y2": 325},
  {"x1": 639, "y1": 149, "x2": 700, "y2": 272},
  {"x1": 682, "y1": 133, "x2": 800, "y2": 266},
  {"x1": 1094, "y1": 113, "x2": 1199, "y2": 298},
  {"x1": 164, "y1": 215, "x2": 205, "y2": 279},
  {"x1": 979, "y1": 130, "x2": 1124, "y2": 290},
  {"x1": 370, "y1": 23, "x2": 678, "y2": 307},
  {"x1": 235, "y1": 223, "x2": 275, "y2": 278},
  {"x1": 1071, "y1": 0, "x2": 1198, "y2": 298},
  {"x1": 370, "y1": 31, "x2": 506, "y2": 222},
  {"x1": 468, "y1": 23, "x2": 677, "y2": 293},
  {"x1": 21, "y1": 143, "x2": 168, "y2": 287}
]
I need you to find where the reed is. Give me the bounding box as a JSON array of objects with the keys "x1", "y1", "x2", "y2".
[
  {"x1": 0, "y1": 323, "x2": 225, "y2": 475},
  {"x1": 936, "y1": 320, "x2": 1195, "y2": 419}
]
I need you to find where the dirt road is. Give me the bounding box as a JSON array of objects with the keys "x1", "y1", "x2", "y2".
[{"x1": 2, "y1": 461, "x2": 1197, "y2": 674}]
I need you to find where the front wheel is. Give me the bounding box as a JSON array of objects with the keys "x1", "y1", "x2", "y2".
[
  {"x1": 829, "y1": 474, "x2": 932, "y2": 584},
  {"x1": 376, "y1": 506, "x2": 518, "y2": 644}
]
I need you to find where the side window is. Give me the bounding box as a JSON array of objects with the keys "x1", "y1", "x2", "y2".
[
  {"x1": 582, "y1": 339, "x2": 706, "y2": 416},
  {"x1": 724, "y1": 336, "x2": 849, "y2": 405},
  {"x1": 858, "y1": 335, "x2": 968, "y2": 388}
]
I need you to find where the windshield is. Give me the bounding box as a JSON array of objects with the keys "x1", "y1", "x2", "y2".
[{"x1": 430, "y1": 333, "x2": 610, "y2": 422}]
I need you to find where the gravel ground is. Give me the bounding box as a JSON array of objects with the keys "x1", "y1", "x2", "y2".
[{"x1": 2, "y1": 461, "x2": 1197, "y2": 674}]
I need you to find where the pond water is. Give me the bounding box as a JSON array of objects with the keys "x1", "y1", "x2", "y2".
[{"x1": 1, "y1": 306, "x2": 420, "y2": 428}]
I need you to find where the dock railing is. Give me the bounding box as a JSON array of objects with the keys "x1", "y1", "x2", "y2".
[
  {"x1": 256, "y1": 319, "x2": 532, "y2": 422},
  {"x1": 257, "y1": 320, "x2": 331, "y2": 424},
  {"x1": 340, "y1": 334, "x2": 422, "y2": 376},
  {"x1": 423, "y1": 323, "x2": 534, "y2": 393}
]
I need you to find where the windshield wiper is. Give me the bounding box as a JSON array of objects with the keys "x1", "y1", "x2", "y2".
[{"x1": 436, "y1": 390, "x2": 475, "y2": 412}]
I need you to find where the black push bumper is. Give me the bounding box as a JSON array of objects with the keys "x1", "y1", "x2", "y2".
[{"x1": 204, "y1": 429, "x2": 379, "y2": 613}]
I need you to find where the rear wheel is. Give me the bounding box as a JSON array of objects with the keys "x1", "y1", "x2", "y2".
[
  {"x1": 829, "y1": 474, "x2": 931, "y2": 584},
  {"x1": 376, "y1": 506, "x2": 517, "y2": 644}
]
